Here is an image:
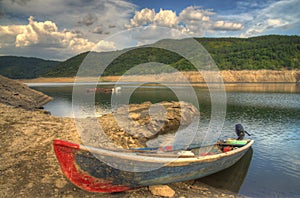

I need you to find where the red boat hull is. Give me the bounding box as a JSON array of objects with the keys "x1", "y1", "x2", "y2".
[{"x1": 53, "y1": 140, "x2": 130, "y2": 193}]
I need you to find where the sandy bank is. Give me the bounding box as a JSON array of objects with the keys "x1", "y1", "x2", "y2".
[{"x1": 21, "y1": 70, "x2": 300, "y2": 83}]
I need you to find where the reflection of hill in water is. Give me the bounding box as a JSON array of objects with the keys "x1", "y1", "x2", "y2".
[{"x1": 196, "y1": 148, "x2": 253, "y2": 193}]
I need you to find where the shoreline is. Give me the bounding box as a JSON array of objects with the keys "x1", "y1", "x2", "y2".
[
  {"x1": 0, "y1": 75, "x2": 243, "y2": 197},
  {"x1": 20, "y1": 70, "x2": 300, "y2": 84},
  {"x1": 0, "y1": 102, "x2": 243, "y2": 197},
  {"x1": 20, "y1": 70, "x2": 300, "y2": 93}
]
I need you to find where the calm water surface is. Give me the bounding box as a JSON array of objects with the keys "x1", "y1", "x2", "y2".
[{"x1": 31, "y1": 83, "x2": 300, "y2": 197}]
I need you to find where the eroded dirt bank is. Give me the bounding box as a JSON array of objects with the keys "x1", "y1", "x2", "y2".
[
  {"x1": 21, "y1": 70, "x2": 300, "y2": 83},
  {"x1": 0, "y1": 75, "x2": 52, "y2": 110},
  {"x1": 0, "y1": 75, "x2": 242, "y2": 197},
  {"x1": 103, "y1": 70, "x2": 300, "y2": 83}
]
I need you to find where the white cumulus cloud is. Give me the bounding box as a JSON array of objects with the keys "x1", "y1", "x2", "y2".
[
  {"x1": 0, "y1": 0, "x2": 137, "y2": 42},
  {"x1": 127, "y1": 6, "x2": 244, "y2": 36},
  {"x1": 0, "y1": 16, "x2": 96, "y2": 59},
  {"x1": 179, "y1": 6, "x2": 212, "y2": 22},
  {"x1": 267, "y1": 19, "x2": 282, "y2": 27},
  {"x1": 178, "y1": 6, "x2": 214, "y2": 35},
  {"x1": 154, "y1": 9, "x2": 179, "y2": 27},
  {"x1": 212, "y1": 21, "x2": 244, "y2": 31},
  {"x1": 128, "y1": 8, "x2": 155, "y2": 27},
  {"x1": 94, "y1": 40, "x2": 116, "y2": 52},
  {"x1": 128, "y1": 8, "x2": 178, "y2": 28}
]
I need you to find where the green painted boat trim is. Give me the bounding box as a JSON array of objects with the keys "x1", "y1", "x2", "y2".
[
  {"x1": 227, "y1": 140, "x2": 248, "y2": 144},
  {"x1": 217, "y1": 139, "x2": 250, "y2": 147}
]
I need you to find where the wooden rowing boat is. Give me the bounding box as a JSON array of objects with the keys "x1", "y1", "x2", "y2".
[{"x1": 53, "y1": 139, "x2": 254, "y2": 193}]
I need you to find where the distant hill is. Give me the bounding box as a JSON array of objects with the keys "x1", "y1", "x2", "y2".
[
  {"x1": 44, "y1": 35, "x2": 300, "y2": 78},
  {"x1": 2, "y1": 35, "x2": 299, "y2": 79},
  {"x1": 44, "y1": 52, "x2": 89, "y2": 77},
  {"x1": 0, "y1": 56, "x2": 60, "y2": 79}
]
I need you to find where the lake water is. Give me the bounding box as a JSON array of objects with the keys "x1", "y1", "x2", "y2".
[{"x1": 30, "y1": 83, "x2": 300, "y2": 197}]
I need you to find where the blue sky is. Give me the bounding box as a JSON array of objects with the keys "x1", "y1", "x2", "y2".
[
  {"x1": 0, "y1": 0, "x2": 299, "y2": 60},
  {"x1": 131, "y1": 0, "x2": 255, "y2": 14}
]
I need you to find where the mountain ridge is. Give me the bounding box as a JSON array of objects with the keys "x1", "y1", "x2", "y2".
[
  {"x1": 1, "y1": 35, "x2": 299, "y2": 79},
  {"x1": 44, "y1": 35, "x2": 300, "y2": 77}
]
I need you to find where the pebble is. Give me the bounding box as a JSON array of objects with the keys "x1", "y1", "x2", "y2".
[{"x1": 149, "y1": 185, "x2": 175, "y2": 197}]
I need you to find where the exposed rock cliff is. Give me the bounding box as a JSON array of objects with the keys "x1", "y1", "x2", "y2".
[
  {"x1": 100, "y1": 70, "x2": 300, "y2": 83},
  {"x1": 219, "y1": 70, "x2": 299, "y2": 83}
]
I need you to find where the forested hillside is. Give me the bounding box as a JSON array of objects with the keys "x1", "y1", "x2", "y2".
[
  {"x1": 2, "y1": 35, "x2": 298, "y2": 78},
  {"x1": 45, "y1": 52, "x2": 89, "y2": 77},
  {"x1": 0, "y1": 56, "x2": 60, "y2": 79},
  {"x1": 198, "y1": 35, "x2": 300, "y2": 70},
  {"x1": 44, "y1": 35, "x2": 300, "y2": 77}
]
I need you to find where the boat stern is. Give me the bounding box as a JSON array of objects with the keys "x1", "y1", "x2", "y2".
[{"x1": 53, "y1": 139, "x2": 131, "y2": 193}]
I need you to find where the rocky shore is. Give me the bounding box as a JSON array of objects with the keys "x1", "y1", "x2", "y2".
[{"x1": 0, "y1": 75, "x2": 242, "y2": 197}]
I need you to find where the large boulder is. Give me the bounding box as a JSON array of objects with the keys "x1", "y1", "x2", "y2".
[
  {"x1": 88, "y1": 101, "x2": 199, "y2": 149},
  {"x1": 114, "y1": 101, "x2": 199, "y2": 139},
  {"x1": 81, "y1": 101, "x2": 200, "y2": 150}
]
